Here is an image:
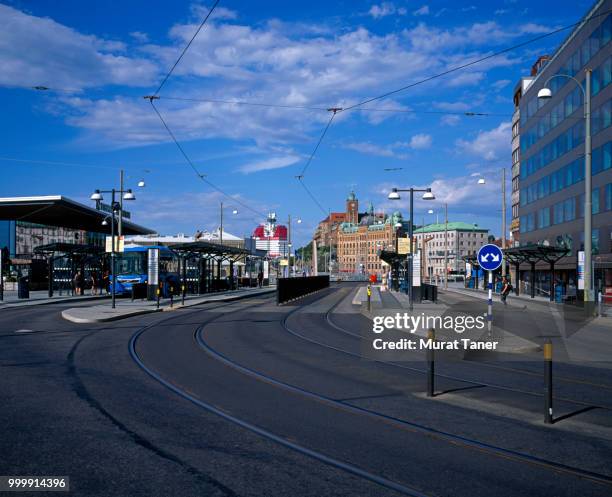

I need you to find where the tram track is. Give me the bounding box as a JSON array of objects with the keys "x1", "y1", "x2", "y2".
[
  {"x1": 319, "y1": 290, "x2": 612, "y2": 410},
  {"x1": 194, "y1": 294, "x2": 612, "y2": 488}
]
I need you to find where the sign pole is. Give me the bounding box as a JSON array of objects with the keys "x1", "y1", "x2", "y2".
[{"x1": 487, "y1": 270, "x2": 493, "y2": 335}]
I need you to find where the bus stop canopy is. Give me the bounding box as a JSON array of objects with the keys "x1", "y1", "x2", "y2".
[
  {"x1": 33, "y1": 243, "x2": 105, "y2": 256},
  {"x1": 0, "y1": 196, "x2": 155, "y2": 235},
  {"x1": 170, "y1": 241, "x2": 266, "y2": 261}
]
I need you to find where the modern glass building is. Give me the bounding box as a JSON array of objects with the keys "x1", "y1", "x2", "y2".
[{"x1": 517, "y1": 0, "x2": 612, "y2": 297}]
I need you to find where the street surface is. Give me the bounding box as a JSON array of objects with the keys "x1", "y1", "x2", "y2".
[{"x1": 1, "y1": 283, "x2": 611, "y2": 496}]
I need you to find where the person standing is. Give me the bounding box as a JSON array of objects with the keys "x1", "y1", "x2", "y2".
[
  {"x1": 73, "y1": 271, "x2": 83, "y2": 296},
  {"x1": 90, "y1": 271, "x2": 97, "y2": 295},
  {"x1": 501, "y1": 277, "x2": 513, "y2": 306}
]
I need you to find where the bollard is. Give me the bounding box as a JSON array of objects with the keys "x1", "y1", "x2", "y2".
[
  {"x1": 367, "y1": 285, "x2": 372, "y2": 312},
  {"x1": 131, "y1": 286, "x2": 135, "y2": 302},
  {"x1": 156, "y1": 287, "x2": 160, "y2": 310},
  {"x1": 181, "y1": 284, "x2": 185, "y2": 305},
  {"x1": 170, "y1": 288, "x2": 174, "y2": 308},
  {"x1": 427, "y1": 328, "x2": 435, "y2": 397},
  {"x1": 544, "y1": 340, "x2": 553, "y2": 424}
]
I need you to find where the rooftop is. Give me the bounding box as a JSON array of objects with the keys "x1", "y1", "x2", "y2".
[{"x1": 414, "y1": 222, "x2": 489, "y2": 234}]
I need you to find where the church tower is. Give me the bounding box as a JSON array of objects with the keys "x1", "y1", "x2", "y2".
[{"x1": 346, "y1": 190, "x2": 358, "y2": 225}]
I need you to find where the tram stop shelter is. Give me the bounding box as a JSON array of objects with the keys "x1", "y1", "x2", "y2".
[
  {"x1": 170, "y1": 241, "x2": 268, "y2": 295},
  {"x1": 503, "y1": 244, "x2": 570, "y2": 301},
  {"x1": 34, "y1": 243, "x2": 105, "y2": 297},
  {"x1": 463, "y1": 244, "x2": 570, "y2": 301}
]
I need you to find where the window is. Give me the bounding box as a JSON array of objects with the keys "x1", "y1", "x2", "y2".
[
  {"x1": 554, "y1": 202, "x2": 564, "y2": 225},
  {"x1": 564, "y1": 198, "x2": 576, "y2": 221},
  {"x1": 593, "y1": 188, "x2": 600, "y2": 214},
  {"x1": 538, "y1": 207, "x2": 550, "y2": 228},
  {"x1": 606, "y1": 183, "x2": 612, "y2": 211}
]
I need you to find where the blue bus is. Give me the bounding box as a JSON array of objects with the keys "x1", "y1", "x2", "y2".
[{"x1": 111, "y1": 245, "x2": 180, "y2": 297}]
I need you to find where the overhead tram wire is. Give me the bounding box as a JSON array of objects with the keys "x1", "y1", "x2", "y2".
[
  {"x1": 153, "y1": 0, "x2": 221, "y2": 97},
  {"x1": 298, "y1": 178, "x2": 328, "y2": 216},
  {"x1": 342, "y1": 8, "x2": 612, "y2": 112},
  {"x1": 146, "y1": 97, "x2": 267, "y2": 220}
]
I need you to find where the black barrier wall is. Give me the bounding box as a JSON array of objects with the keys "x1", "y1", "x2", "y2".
[{"x1": 277, "y1": 276, "x2": 330, "y2": 304}]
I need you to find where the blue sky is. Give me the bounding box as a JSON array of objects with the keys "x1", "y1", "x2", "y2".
[{"x1": 0, "y1": 0, "x2": 595, "y2": 246}]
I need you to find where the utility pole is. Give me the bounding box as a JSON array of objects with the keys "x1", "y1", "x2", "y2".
[
  {"x1": 220, "y1": 201, "x2": 223, "y2": 245},
  {"x1": 584, "y1": 69, "x2": 593, "y2": 303},
  {"x1": 118, "y1": 169, "x2": 124, "y2": 237},
  {"x1": 501, "y1": 167, "x2": 507, "y2": 278},
  {"x1": 444, "y1": 203, "x2": 448, "y2": 290}
]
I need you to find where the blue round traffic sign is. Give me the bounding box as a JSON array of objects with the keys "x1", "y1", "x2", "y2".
[{"x1": 477, "y1": 244, "x2": 503, "y2": 271}]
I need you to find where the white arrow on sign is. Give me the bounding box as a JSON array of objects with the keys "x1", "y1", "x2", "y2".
[
  {"x1": 490, "y1": 253, "x2": 500, "y2": 262},
  {"x1": 480, "y1": 253, "x2": 490, "y2": 262}
]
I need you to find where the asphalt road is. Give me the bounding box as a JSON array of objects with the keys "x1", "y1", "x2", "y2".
[{"x1": 1, "y1": 285, "x2": 611, "y2": 497}]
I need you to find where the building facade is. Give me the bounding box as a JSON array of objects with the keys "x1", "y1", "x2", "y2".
[
  {"x1": 414, "y1": 222, "x2": 489, "y2": 278},
  {"x1": 517, "y1": 0, "x2": 612, "y2": 294}
]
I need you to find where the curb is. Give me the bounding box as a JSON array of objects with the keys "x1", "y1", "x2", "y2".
[
  {"x1": 1, "y1": 294, "x2": 111, "y2": 309},
  {"x1": 61, "y1": 288, "x2": 276, "y2": 323}
]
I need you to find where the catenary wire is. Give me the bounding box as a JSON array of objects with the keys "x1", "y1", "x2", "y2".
[
  {"x1": 342, "y1": 8, "x2": 612, "y2": 111},
  {"x1": 148, "y1": 98, "x2": 268, "y2": 219},
  {"x1": 153, "y1": 0, "x2": 221, "y2": 96}
]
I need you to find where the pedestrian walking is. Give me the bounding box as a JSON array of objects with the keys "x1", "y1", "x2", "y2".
[
  {"x1": 257, "y1": 270, "x2": 263, "y2": 288},
  {"x1": 501, "y1": 277, "x2": 513, "y2": 306},
  {"x1": 73, "y1": 271, "x2": 83, "y2": 296},
  {"x1": 90, "y1": 272, "x2": 97, "y2": 295}
]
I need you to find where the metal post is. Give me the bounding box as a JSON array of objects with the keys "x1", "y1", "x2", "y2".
[
  {"x1": 288, "y1": 214, "x2": 291, "y2": 278},
  {"x1": 444, "y1": 203, "x2": 448, "y2": 290},
  {"x1": 487, "y1": 271, "x2": 493, "y2": 335},
  {"x1": 118, "y1": 169, "x2": 124, "y2": 237},
  {"x1": 220, "y1": 201, "x2": 223, "y2": 245},
  {"x1": 544, "y1": 340, "x2": 553, "y2": 424},
  {"x1": 584, "y1": 69, "x2": 593, "y2": 304},
  {"x1": 367, "y1": 284, "x2": 371, "y2": 312},
  {"x1": 182, "y1": 256, "x2": 186, "y2": 305},
  {"x1": 48, "y1": 256, "x2": 54, "y2": 298},
  {"x1": 501, "y1": 167, "x2": 507, "y2": 278},
  {"x1": 408, "y1": 188, "x2": 414, "y2": 310},
  {"x1": 530, "y1": 261, "x2": 536, "y2": 299},
  {"x1": 550, "y1": 262, "x2": 555, "y2": 302},
  {"x1": 111, "y1": 189, "x2": 116, "y2": 309},
  {"x1": 427, "y1": 328, "x2": 435, "y2": 397}
]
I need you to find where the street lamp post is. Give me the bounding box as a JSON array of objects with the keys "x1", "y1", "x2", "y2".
[
  {"x1": 91, "y1": 187, "x2": 136, "y2": 309},
  {"x1": 477, "y1": 168, "x2": 507, "y2": 278},
  {"x1": 538, "y1": 69, "x2": 592, "y2": 303},
  {"x1": 388, "y1": 187, "x2": 435, "y2": 310}
]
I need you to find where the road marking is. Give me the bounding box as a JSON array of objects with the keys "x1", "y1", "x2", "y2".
[{"x1": 15, "y1": 329, "x2": 35, "y2": 333}]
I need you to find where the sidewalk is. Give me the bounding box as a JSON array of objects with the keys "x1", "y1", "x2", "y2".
[
  {"x1": 0, "y1": 290, "x2": 110, "y2": 308},
  {"x1": 61, "y1": 286, "x2": 276, "y2": 323},
  {"x1": 443, "y1": 284, "x2": 552, "y2": 308}
]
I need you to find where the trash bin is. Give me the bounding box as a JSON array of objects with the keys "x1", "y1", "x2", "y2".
[{"x1": 18, "y1": 277, "x2": 30, "y2": 299}]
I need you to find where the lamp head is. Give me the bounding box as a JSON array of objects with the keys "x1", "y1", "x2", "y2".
[
  {"x1": 422, "y1": 190, "x2": 435, "y2": 200},
  {"x1": 90, "y1": 189, "x2": 103, "y2": 201},
  {"x1": 232, "y1": 209, "x2": 238, "y2": 215},
  {"x1": 394, "y1": 222, "x2": 402, "y2": 228},
  {"x1": 123, "y1": 189, "x2": 136, "y2": 201},
  {"x1": 101, "y1": 219, "x2": 108, "y2": 226},
  {"x1": 427, "y1": 209, "x2": 434, "y2": 214},
  {"x1": 537, "y1": 87, "x2": 552, "y2": 99},
  {"x1": 297, "y1": 218, "x2": 302, "y2": 224},
  {"x1": 477, "y1": 178, "x2": 486, "y2": 185},
  {"x1": 388, "y1": 188, "x2": 400, "y2": 200},
  {"x1": 137, "y1": 180, "x2": 146, "y2": 188}
]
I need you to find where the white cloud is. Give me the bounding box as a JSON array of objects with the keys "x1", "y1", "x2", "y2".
[
  {"x1": 492, "y1": 79, "x2": 511, "y2": 90},
  {"x1": 238, "y1": 155, "x2": 300, "y2": 174},
  {"x1": 343, "y1": 141, "x2": 408, "y2": 159},
  {"x1": 456, "y1": 121, "x2": 511, "y2": 160},
  {"x1": 441, "y1": 115, "x2": 461, "y2": 126},
  {"x1": 413, "y1": 5, "x2": 430, "y2": 16},
  {"x1": 129, "y1": 31, "x2": 149, "y2": 43},
  {"x1": 368, "y1": 2, "x2": 401, "y2": 19},
  {"x1": 0, "y1": 4, "x2": 158, "y2": 90},
  {"x1": 409, "y1": 133, "x2": 432, "y2": 149}
]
